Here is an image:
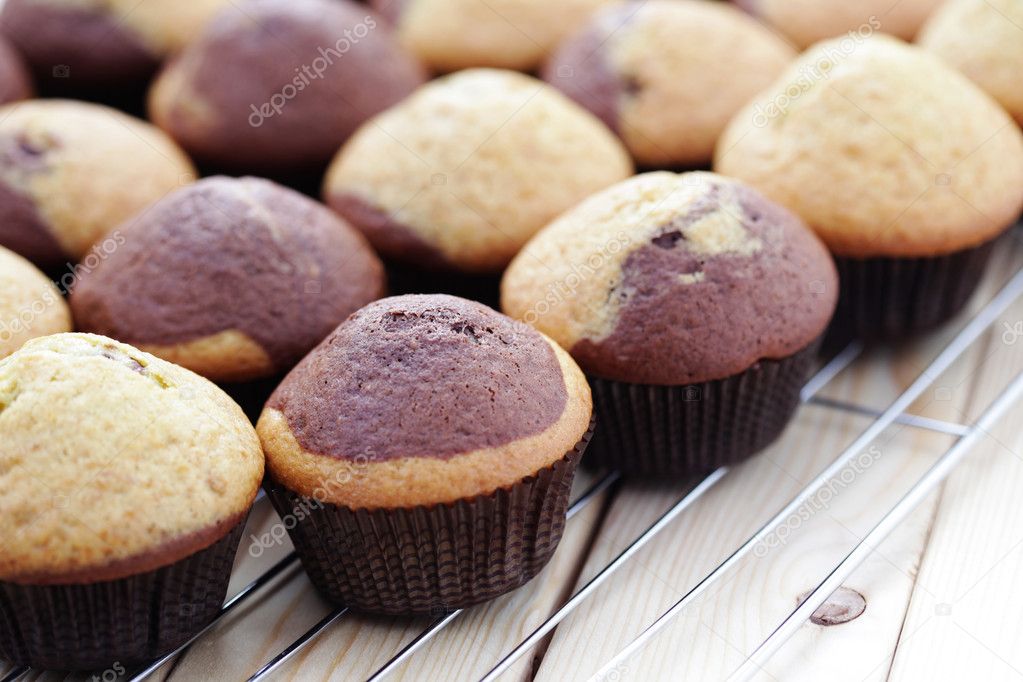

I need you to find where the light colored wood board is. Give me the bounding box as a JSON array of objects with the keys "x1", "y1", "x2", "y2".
[
  {"x1": 601, "y1": 425, "x2": 953, "y2": 682},
  {"x1": 535, "y1": 403, "x2": 879, "y2": 682},
  {"x1": 888, "y1": 300, "x2": 1023, "y2": 681},
  {"x1": 165, "y1": 470, "x2": 608, "y2": 681}
]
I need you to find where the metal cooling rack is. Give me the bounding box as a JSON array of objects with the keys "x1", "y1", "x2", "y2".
[{"x1": 4, "y1": 247, "x2": 1023, "y2": 682}]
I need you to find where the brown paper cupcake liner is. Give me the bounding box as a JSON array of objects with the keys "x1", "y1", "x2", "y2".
[
  {"x1": 265, "y1": 423, "x2": 593, "y2": 615},
  {"x1": 0, "y1": 518, "x2": 247, "y2": 671},
  {"x1": 830, "y1": 236, "x2": 997, "y2": 343},
  {"x1": 584, "y1": 341, "x2": 820, "y2": 477}
]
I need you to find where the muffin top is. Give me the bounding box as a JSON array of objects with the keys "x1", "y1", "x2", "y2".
[
  {"x1": 715, "y1": 36, "x2": 1023, "y2": 258},
  {"x1": 0, "y1": 98, "x2": 195, "y2": 268},
  {"x1": 0, "y1": 0, "x2": 232, "y2": 86},
  {"x1": 71, "y1": 176, "x2": 386, "y2": 382},
  {"x1": 544, "y1": 0, "x2": 795, "y2": 167},
  {"x1": 919, "y1": 0, "x2": 1023, "y2": 126},
  {"x1": 373, "y1": 0, "x2": 611, "y2": 72},
  {"x1": 149, "y1": 0, "x2": 425, "y2": 172},
  {"x1": 0, "y1": 246, "x2": 72, "y2": 359},
  {"x1": 502, "y1": 172, "x2": 837, "y2": 385},
  {"x1": 0, "y1": 333, "x2": 264, "y2": 585},
  {"x1": 258, "y1": 294, "x2": 592, "y2": 509},
  {"x1": 734, "y1": 0, "x2": 943, "y2": 48},
  {"x1": 0, "y1": 35, "x2": 31, "y2": 104},
  {"x1": 324, "y1": 68, "x2": 633, "y2": 273}
]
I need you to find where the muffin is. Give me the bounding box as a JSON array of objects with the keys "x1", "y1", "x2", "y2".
[
  {"x1": 149, "y1": 0, "x2": 426, "y2": 174},
  {"x1": 733, "y1": 0, "x2": 944, "y2": 48},
  {"x1": 0, "y1": 333, "x2": 264, "y2": 670},
  {"x1": 323, "y1": 68, "x2": 632, "y2": 301},
  {"x1": 373, "y1": 0, "x2": 611, "y2": 72},
  {"x1": 70, "y1": 176, "x2": 386, "y2": 383},
  {"x1": 716, "y1": 36, "x2": 1023, "y2": 340},
  {"x1": 502, "y1": 172, "x2": 837, "y2": 475},
  {"x1": 0, "y1": 35, "x2": 31, "y2": 104},
  {"x1": 0, "y1": 99, "x2": 196, "y2": 270},
  {"x1": 0, "y1": 0, "x2": 233, "y2": 88},
  {"x1": 0, "y1": 246, "x2": 72, "y2": 358},
  {"x1": 919, "y1": 0, "x2": 1023, "y2": 125},
  {"x1": 257, "y1": 294, "x2": 593, "y2": 613},
  {"x1": 544, "y1": 0, "x2": 795, "y2": 169}
]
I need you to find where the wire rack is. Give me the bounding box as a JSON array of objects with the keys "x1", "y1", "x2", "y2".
[{"x1": 4, "y1": 234, "x2": 1023, "y2": 682}]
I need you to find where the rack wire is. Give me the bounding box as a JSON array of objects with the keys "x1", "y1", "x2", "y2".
[{"x1": 4, "y1": 252, "x2": 1022, "y2": 682}]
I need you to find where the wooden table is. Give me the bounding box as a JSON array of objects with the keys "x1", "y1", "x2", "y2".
[{"x1": 5, "y1": 228, "x2": 1023, "y2": 682}]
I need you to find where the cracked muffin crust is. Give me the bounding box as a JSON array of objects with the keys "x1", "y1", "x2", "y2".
[
  {"x1": 501, "y1": 172, "x2": 838, "y2": 384},
  {"x1": 258, "y1": 294, "x2": 592, "y2": 509},
  {"x1": 70, "y1": 176, "x2": 386, "y2": 382},
  {"x1": 0, "y1": 99, "x2": 195, "y2": 268},
  {"x1": 0, "y1": 333, "x2": 264, "y2": 584},
  {"x1": 323, "y1": 69, "x2": 633, "y2": 274}
]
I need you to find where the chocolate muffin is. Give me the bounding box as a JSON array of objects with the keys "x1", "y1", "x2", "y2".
[
  {"x1": 0, "y1": 99, "x2": 195, "y2": 270},
  {"x1": 716, "y1": 36, "x2": 1023, "y2": 340},
  {"x1": 0, "y1": 0, "x2": 233, "y2": 89},
  {"x1": 0, "y1": 246, "x2": 71, "y2": 359},
  {"x1": 0, "y1": 333, "x2": 264, "y2": 670},
  {"x1": 502, "y1": 172, "x2": 837, "y2": 475},
  {"x1": 373, "y1": 0, "x2": 611, "y2": 72},
  {"x1": 149, "y1": 0, "x2": 426, "y2": 174},
  {"x1": 257, "y1": 294, "x2": 593, "y2": 613},
  {"x1": 0, "y1": 35, "x2": 31, "y2": 104},
  {"x1": 734, "y1": 0, "x2": 944, "y2": 48},
  {"x1": 71, "y1": 176, "x2": 386, "y2": 383},
  {"x1": 544, "y1": 0, "x2": 795, "y2": 169},
  {"x1": 919, "y1": 0, "x2": 1023, "y2": 126},
  {"x1": 323, "y1": 69, "x2": 633, "y2": 292}
]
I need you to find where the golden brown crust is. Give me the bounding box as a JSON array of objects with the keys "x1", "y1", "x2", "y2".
[
  {"x1": 919, "y1": 0, "x2": 1023, "y2": 126},
  {"x1": 323, "y1": 69, "x2": 633, "y2": 273},
  {"x1": 715, "y1": 36, "x2": 1023, "y2": 258},
  {"x1": 0, "y1": 333, "x2": 264, "y2": 583},
  {"x1": 257, "y1": 336, "x2": 592, "y2": 509},
  {"x1": 0, "y1": 246, "x2": 72, "y2": 359},
  {"x1": 137, "y1": 330, "x2": 275, "y2": 383}
]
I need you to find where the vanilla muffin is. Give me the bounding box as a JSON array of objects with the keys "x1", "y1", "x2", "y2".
[
  {"x1": 373, "y1": 0, "x2": 612, "y2": 72},
  {"x1": 0, "y1": 0, "x2": 233, "y2": 87},
  {"x1": 0, "y1": 99, "x2": 195, "y2": 269},
  {"x1": 503, "y1": 172, "x2": 837, "y2": 475},
  {"x1": 734, "y1": 0, "x2": 944, "y2": 48},
  {"x1": 919, "y1": 0, "x2": 1023, "y2": 125},
  {"x1": 324, "y1": 69, "x2": 633, "y2": 279},
  {"x1": 258, "y1": 294, "x2": 593, "y2": 613},
  {"x1": 0, "y1": 333, "x2": 264, "y2": 670},
  {"x1": 71, "y1": 176, "x2": 386, "y2": 383},
  {"x1": 0, "y1": 36, "x2": 31, "y2": 104},
  {"x1": 0, "y1": 246, "x2": 71, "y2": 358},
  {"x1": 544, "y1": 0, "x2": 795, "y2": 168},
  {"x1": 716, "y1": 36, "x2": 1023, "y2": 340},
  {"x1": 150, "y1": 0, "x2": 425, "y2": 173}
]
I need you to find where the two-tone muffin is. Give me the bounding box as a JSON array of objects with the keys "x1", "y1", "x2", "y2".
[
  {"x1": 149, "y1": 0, "x2": 426, "y2": 174},
  {"x1": 0, "y1": 333, "x2": 264, "y2": 670},
  {"x1": 919, "y1": 0, "x2": 1023, "y2": 125},
  {"x1": 257, "y1": 294, "x2": 593, "y2": 613},
  {"x1": 0, "y1": 246, "x2": 72, "y2": 358},
  {"x1": 544, "y1": 0, "x2": 795, "y2": 169},
  {"x1": 323, "y1": 69, "x2": 632, "y2": 301},
  {"x1": 0, "y1": 99, "x2": 195, "y2": 270},
  {"x1": 71, "y1": 176, "x2": 386, "y2": 384},
  {"x1": 0, "y1": 0, "x2": 232, "y2": 88},
  {"x1": 502, "y1": 172, "x2": 837, "y2": 475},
  {"x1": 373, "y1": 0, "x2": 611, "y2": 72},
  {"x1": 733, "y1": 0, "x2": 943, "y2": 48},
  {"x1": 0, "y1": 35, "x2": 31, "y2": 104},
  {"x1": 716, "y1": 36, "x2": 1023, "y2": 340}
]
